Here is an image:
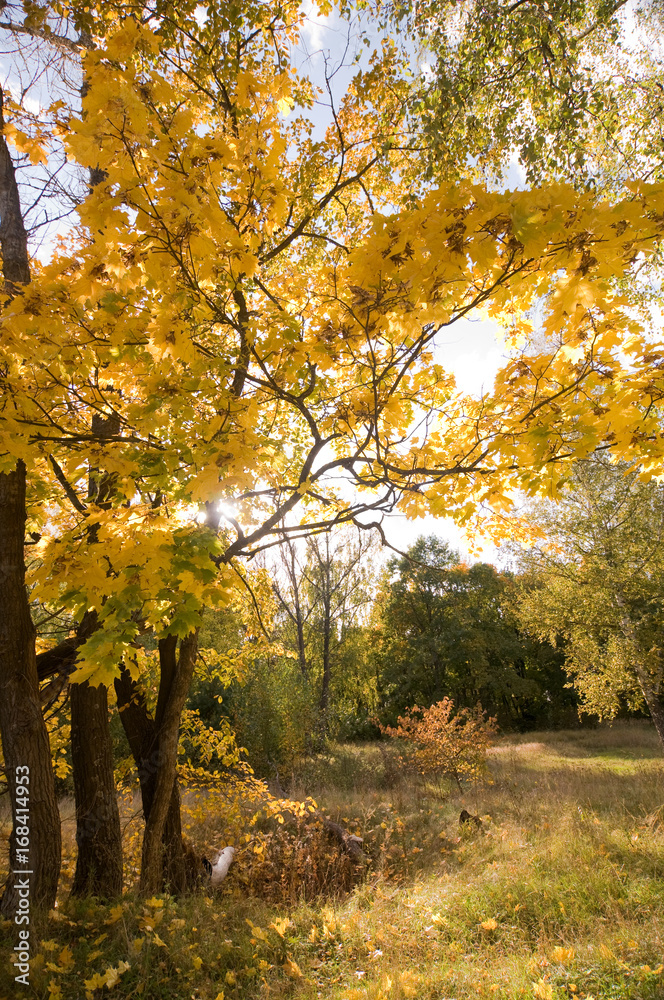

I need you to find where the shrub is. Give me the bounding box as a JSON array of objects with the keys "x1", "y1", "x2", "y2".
[{"x1": 382, "y1": 697, "x2": 497, "y2": 790}]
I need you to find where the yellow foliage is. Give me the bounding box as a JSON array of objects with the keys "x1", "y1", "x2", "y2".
[
  {"x1": 383, "y1": 698, "x2": 496, "y2": 785},
  {"x1": 551, "y1": 946, "x2": 575, "y2": 964},
  {"x1": 282, "y1": 954, "x2": 303, "y2": 978}
]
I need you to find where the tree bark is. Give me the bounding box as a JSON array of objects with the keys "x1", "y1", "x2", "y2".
[
  {"x1": 0, "y1": 89, "x2": 30, "y2": 287},
  {"x1": 114, "y1": 666, "x2": 190, "y2": 893},
  {"x1": 319, "y1": 600, "x2": 332, "y2": 716},
  {"x1": 139, "y1": 632, "x2": 198, "y2": 895},
  {"x1": 114, "y1": 634, "x2": 200, "y2": 895},
  {"x1": 0, "y1": 87, "x2": 61, "y2": 915},
  {"x1": 633, "y1": 658, "x2": 664, "y2": 751},
  {"x1": 69, "y1": 411, "x2": 123, "y2": 897},
  {"x1": 70, "y1": 680, "x2": 123, "y2": 897},
  {"x1": 0, "y1": 465, "x2": 62, "y2": 915}
]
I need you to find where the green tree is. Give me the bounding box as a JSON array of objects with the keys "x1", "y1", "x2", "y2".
[
  {"x1": 373, "y1": 536, "x2": 573, "y2": 727},
  {"x1": 221, "y1": 528, "x2": 380, "y2": 772},
  {"x1": 373, "y1": 0, "x2": 664, "y2": 191},
  {"x1": 515, "y1": 456, "x2": 664, "y2": 748}
]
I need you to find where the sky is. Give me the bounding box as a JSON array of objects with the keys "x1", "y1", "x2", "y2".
[{"x1": 379, "y1": 316, "x2": 506, "y2": 565}]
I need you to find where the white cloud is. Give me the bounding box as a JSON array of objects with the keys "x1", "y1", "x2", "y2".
[{"x1": 299, "y1": 1, "x2": 332, "y2": 51}]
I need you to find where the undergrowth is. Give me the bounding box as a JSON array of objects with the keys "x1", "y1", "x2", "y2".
[{"x1": 1, "y1": 722, "x2": 663, "y2": 1000}]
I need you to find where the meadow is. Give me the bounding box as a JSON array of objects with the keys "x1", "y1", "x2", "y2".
[{"x1": 1, "y1": 722, "x2": 663, "y2": 1000}]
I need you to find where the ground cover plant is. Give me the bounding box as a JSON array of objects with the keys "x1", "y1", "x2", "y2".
[{"x1": 1, "y1": 722, "x2": 662, "y2": 1000}]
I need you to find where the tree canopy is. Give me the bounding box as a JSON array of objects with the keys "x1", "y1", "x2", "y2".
[
  {"x1": 372, "y1": 536, "x2": 574, "y2": 727},
  {"x1": 515, "y1": 456, "x2": 664, "y2": 747}
]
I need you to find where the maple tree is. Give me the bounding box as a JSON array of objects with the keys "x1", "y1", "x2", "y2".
[
  {"x1": 515, "y1": 456, "x2": 664, "y2": 749},
  {"x1": 2, "y1": 0, "x2": 664, "y2": 903}
]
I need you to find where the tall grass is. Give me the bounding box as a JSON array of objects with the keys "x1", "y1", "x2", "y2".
[{"x1": 1, "y1": 722, "x2": 662, "y2": 1000}]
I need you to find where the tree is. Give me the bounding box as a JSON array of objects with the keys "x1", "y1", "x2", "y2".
[
  {"x1": 515, "y1": 456, "x2": 664, "y2": 749},
  {"x1": 372, "y1": 535, "x2": 572, "y2": 727},
  {"x1": 373, "y1": 0, "x2": 664, "y2": 192},
  {"x1": 271, "y1": 527, "x2": 379, "y2": 729},
  {"x1": 2, "y1": 0, "x2": 664, "y2": 901},
  {"x1": 0, "y1": 76, "x2": 62, "y2": 914}
]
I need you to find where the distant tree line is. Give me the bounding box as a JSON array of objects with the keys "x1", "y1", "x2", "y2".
[{"x1": 191, "y1": 455, "x2": 664, "y2": 777}]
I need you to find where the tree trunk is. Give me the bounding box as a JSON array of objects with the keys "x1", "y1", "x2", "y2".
[
  {"x1": 114, "y1": 666, "x2": 189, "y2": 891},
  {"x1": 139, "y1": 632, "x2": 198, "y2": 895},
  {"x1": 70, "y1": 679, "x2": 123, "y2": 898},
  {"x1": 0, "y1": 464, "x2": 61, "y2": 916},
  {"x1": 615, "y1": 596, "x2": 664, "y2": 752},
  {"x1": 69, "y1": 412, "x2": 123, "y2": 896},
  {"x1": 633, "y1": 659, "x2": 664, "y2": 751},
  {"x1": 0, "y1": 87, "x2": 61, "y2": 915},
  {"x1": 0, "y1": 89, "x2": 30, "y2": 287},
  {"x1": 114, "y1": 634, "x2": 200, "y2": 895},
  {"x1": 319, "y1": 607, "x2": 331, "y2": 716}
]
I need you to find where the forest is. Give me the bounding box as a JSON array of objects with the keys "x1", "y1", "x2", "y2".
[{"x1": 0, "y1": 1, "x2": 663, "y2": 998}]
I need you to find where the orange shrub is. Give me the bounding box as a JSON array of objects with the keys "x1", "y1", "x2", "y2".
[{"x1": 382, "y1": 698, "x2": 497, "y2": 790}]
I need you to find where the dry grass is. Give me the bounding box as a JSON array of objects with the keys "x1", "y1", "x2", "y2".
[{"x1": 1, "y1": 722, "x2": 663, "y2": 1000}]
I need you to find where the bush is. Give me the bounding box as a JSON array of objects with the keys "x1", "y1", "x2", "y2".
[{"x1": 382, "y1": 697, "x2": 497, "y2": 790}]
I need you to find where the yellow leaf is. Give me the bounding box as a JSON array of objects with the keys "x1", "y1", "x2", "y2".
[
  {"x1": 282, "y1": 955, "x2": 303, "y2": 978},
  {"x1": 192, "y1": 955, "x2": 203, "y2": 970},
  {"x1": 551, "y1": 946, "x2": 575, "y2": 964},
  {"x1": 225, "y1": 971, "x2": 236, "y2": 985},
  {"x1": 104, "y1": 961, "x2": 130, "y2": 988},
  {"x1": 83, "y1": 971, "x2": 106, "y2": 993},
  {"x1": 104, "y1": 904, "x2": 124, "y2": 924},
  {"x1": 269, "y1": 917, "x2": 292, "y2": 937},
  {"x1": 533, "y1": 980, "x2": 553, "y2": 1000},
  {"x1": 481, "y1": 918, "x2": 498, "y2": 931},
  {"x1": 152, "y1": 933, "x2": 167, "y2": 948},
  {"x1": 57, "y1": 944, "x2": 75, "y2": 971}
]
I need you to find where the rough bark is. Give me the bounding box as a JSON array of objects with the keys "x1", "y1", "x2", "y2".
[
  {"x1": 0, "y1": 88, "x2": 61, "y2": 915},
  {"x1": 0, "y1": 465, "x2": 62, "y2": 915},
  {"x1": 139, "y1": 632, "x2": 198, "y2": 895},
  {"x1": 70, "y1": 680, "x2": 123, "y2": 897}
]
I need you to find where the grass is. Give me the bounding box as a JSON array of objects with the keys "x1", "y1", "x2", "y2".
[{"x1": 1, "y1": 722, "x2": 663, "y2": 1000}]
